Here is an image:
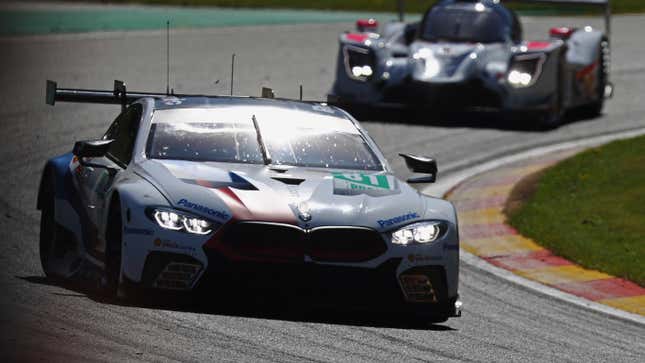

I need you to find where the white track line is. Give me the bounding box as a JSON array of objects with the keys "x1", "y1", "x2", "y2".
[{"x1": 423, "y1": 127, "x2": 645, "y2": 325}]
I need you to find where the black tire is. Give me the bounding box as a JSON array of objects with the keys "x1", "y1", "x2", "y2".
[
  {"x1": 536, "y1": 53, "x2": 566, "y2": 130},
  {"x1": 39, "y1": 174, "x2": 58, "y2": 278},
  {"x1": 39, "y1": 172, "x2": 78, "y2": 279},
  {"x1": 104, "y1": 199, "x2": 123, "y2": 297},
  {"x1": 580, "y1": 39, "x2": 608, "y2": 117}
]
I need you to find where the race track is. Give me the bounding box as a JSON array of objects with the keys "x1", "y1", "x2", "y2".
[{"x1": 0, "y1": 14, "x2": 644, "y2": 362}]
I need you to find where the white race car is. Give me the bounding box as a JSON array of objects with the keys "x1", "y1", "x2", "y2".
[{"x1": 38, "y1": 80, "x2": 461, "y2": 322}]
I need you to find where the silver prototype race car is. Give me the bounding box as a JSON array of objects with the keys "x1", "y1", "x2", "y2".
[
  {"x1": 38, "y1": 80, "x2": 461, "y2": 322},
  {"x1": 329, "y1": 0, "x2": 613, "y2": 127}
]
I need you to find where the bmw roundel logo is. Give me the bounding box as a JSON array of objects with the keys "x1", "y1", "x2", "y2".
[{"x1": 297, "y1": 202, "x2": 312, "y2": 222}]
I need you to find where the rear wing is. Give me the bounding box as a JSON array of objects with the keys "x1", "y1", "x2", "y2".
[
  {"x1": 395, "y1": 0, "x2": 611, "y2": 38},
  {"x1": 507, "y1": 0, "x2": 611, "y2": 39},
  {"x1": 46, "y1": 80, "x2": 175, "y2": 111},
  {"x1": 46, "y1": 80, "x2": 324, "y2": 111}
]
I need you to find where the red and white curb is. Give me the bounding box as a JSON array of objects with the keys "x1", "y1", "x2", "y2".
[{"x1": 423, "y1": 127, "x2": 645, "y2": 325}]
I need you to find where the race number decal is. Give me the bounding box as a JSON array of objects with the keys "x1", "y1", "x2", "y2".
[{"x1": 332, "y1": 172, "x2": 399, "y2": 196}]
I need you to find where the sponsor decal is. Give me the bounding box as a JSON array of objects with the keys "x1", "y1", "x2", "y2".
[
  {"x1": 153, "y1": 238, "x2": 196, "y2": 252},
  {"x1": 161, "y1": 97, "x2": 186, "y2": 106},
  {"x1": 332, "y1": 172, "x2": 399, "y2": 196},
  {"x1": 177, "y1": 198, "x2": 230, "y2": 221},
  {"x1": 377, "y1": 212, "x2": 419, "y2": 228},
  {"x1": 124, "y1": 227, "x2": 154, "y2": 236}
]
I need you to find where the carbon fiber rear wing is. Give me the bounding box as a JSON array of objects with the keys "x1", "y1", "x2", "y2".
[
  {"x1": 46, "y1": 80, "x2": 325, "y2": 111},
  {"x1": 46, "y1": 80, "x2": 174, "y2": 111}
]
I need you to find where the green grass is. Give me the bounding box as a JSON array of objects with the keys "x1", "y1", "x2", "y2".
[
  {"x1": 101, "y1": 0, "x2": 645, "y2": 14},
  {"x1": 508, "y1": 135, "x2": 645, "y2": 286}
]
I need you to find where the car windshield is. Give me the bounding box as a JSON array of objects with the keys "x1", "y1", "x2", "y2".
[
  {"x1": 147, "y1": 106, "x2": 383, "y2": 171},
  {"x1": 421, "y1": 7, "x2": 507, "y2": 43}
]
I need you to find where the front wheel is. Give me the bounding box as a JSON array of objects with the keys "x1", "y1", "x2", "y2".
[
  {"x1": 580, "y1": 39, "x2": 609, "y2": 117},
  {"x1": 536, "y1": 54, "x2": 566, "y2": 130},
  {"x1": 39, "y1": 175, "x2": 76, "y2": 279},
  {"x1": 39, "y1": 181, "x2": 58, "y2": 278}
]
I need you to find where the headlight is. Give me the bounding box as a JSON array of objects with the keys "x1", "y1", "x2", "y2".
[
  {"x1": 391, "y1": 221, "x2": 443, "y2": 245},
  {"x1": 152, "y1": 208, "x2": 214, "y2": 235},
  {"x1": 507, "y1": 53, "x2": 545, "y2": 88},
  {"x1": 343, "y1": 45, "x2": 375, "y2": 81}
]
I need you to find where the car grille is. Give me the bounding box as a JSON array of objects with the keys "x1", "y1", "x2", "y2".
[
  {"x1": 307, "y1": 227, "x2": 387, "y2": 262},
  {"x1": 219, "y1": 222, "x2": 387, "y2": 263},
  {"x1": 221, "y1": 222, "x2": 305, "y2": 262}
]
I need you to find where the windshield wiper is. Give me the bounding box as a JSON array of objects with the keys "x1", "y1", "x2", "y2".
[{"x1": 252, "y1": 114, "x2": 272, "y2": 165}]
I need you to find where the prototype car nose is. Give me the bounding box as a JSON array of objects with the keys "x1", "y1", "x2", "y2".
[{"x1": 411, "y1": 45, "x2": 479, "y2": 83}]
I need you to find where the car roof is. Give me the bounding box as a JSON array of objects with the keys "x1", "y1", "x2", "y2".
[
  {"x1": 431, "y1": 0, "x2": 517, "y2": 23},
  {"x1": 152, "y1": 95, "x2": 349, "y2": 119}
]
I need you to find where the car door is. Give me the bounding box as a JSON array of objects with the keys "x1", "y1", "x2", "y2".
[{"x1": 75, "y1": 104, "x2": 143, "y2": 257}]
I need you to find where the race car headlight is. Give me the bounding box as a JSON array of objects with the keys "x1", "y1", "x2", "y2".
[
  {"x1": 343, "y1": 45, "x2": 375, "y2": 81},
  {"x1": 152, "y1": 208, "x2": 213, "y2": 235},
  {"x1": 507, "y1": 54, "x2": 545, "y2": 88},
  {"x1": 391, "y1": 221, "x2": 443, "y2": 245}
]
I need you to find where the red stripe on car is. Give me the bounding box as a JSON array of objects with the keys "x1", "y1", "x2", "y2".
[
  {"x1": 346, "y1": 33, "x2": 369, "y2": 43},
  {"x1": 526, "y1": 41, "x2": 552, "y2": 50},
  {"x1": 576, "y1": 61, "x2": 598, "y2": 80}
]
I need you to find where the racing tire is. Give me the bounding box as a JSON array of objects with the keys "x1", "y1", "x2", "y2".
[
  {"x1": 39, "y1": 173, "x2": 75, "y2": 279},
  {"x1": 39, "y1": 175, "x2": 59, "y2": 278},
  {"x1": 536, "y1": 53, "x2": 566, "y2": 130},
  {"x1": 580, "y1": 39, "x2": 608, "y2": 117}
]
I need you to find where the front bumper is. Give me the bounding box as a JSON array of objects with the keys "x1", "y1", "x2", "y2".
[
  {"x1": 331, "y1": 77, "x2": 556, "y2": 114},
  {"x1": 196, "y1": 251, "x2": 457, "y2": 314},
  {"x1": 123, "y1": 221, "x2": 460, "y2": 316},
  {"x1": 134, "y1": 249, "x2": 459, "y2": 316}
]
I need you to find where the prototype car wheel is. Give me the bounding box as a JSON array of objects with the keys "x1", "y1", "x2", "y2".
[
  {"x1": 581, "y1": 39, "x2": 608, "y2": 117},
  {"x1": 536, "y1": 54, "x2": 566, "y2": 130}
]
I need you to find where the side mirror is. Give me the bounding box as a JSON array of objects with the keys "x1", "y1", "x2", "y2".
[
  {"x1": 73, "y1": 139, "x2": 118, "y2": 175},
  {"x1": 399, "y1": 153, "x2": 437, "y2": 184},
  {"x1": 73, "y1": 139, "x2": 113, "y2": 159}
]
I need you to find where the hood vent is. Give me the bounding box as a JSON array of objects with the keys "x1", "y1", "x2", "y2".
[{"x1": 271, "y1": 177, "x2": 305, "y2": 185}]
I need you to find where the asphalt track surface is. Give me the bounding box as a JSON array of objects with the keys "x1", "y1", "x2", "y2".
[{"x1": 1, "y1": 14, "x2": 644, "y2": 362}]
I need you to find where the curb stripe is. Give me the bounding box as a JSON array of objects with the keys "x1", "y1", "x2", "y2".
[{"x1": 448, "y1": 150, "x2": 645, "y2": 317}]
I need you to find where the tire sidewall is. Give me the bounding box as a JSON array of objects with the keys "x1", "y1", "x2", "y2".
[{"x1": 39, "y1": 174, "x2": 57, "y2": 278}]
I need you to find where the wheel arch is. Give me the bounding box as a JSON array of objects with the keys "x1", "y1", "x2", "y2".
[{"x1": 37, "y1": 153, "x2": 74, "y2": 210}]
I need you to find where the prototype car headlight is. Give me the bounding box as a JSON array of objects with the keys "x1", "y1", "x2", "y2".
[
  {"x1": 507, "y1": 53, "x2": 546, "y2": 88},
  {"x1": 152, "y1": 208, "x2": 213, "y2": 235},
  {"x1": 391, "y1": 221, "x2": 443, "y2": 245},
  {"x1": 343, "y1": 45, "x2": 375, "y2": 81}
]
